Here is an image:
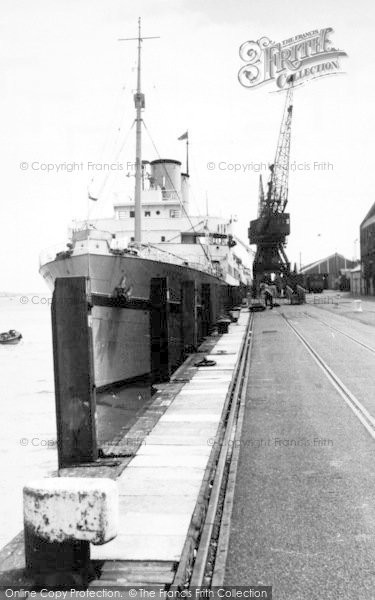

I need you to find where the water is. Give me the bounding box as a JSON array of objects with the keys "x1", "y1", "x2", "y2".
[{"x1": 0, "y1": 294, "x2": 57, "y2": 549}]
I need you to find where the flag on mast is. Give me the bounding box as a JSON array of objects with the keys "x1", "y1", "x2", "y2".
[
  {"x1": 178, "y1": 131, "x2": 188, "y2": 141},
  {"x1": 87, "y1": 179, "x2": 98, "y2": 201},
  {"x1": 88, "y1": 186, "x2": 98, "y2": 201}
]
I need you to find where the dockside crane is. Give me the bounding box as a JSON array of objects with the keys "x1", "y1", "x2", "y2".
[{"x1": 249, "y1": 84, "x2": 294, "y2": 291}]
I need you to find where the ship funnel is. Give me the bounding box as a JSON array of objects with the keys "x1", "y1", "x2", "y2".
[{"x1": 150, "y1": 159, "x2": 181, "y2": 202}]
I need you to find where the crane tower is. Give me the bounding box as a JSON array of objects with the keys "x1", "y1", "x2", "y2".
[{"x1": 249, "y1": 84, "x2": 294, "y2": 290}]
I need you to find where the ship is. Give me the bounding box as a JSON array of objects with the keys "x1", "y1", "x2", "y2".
[{"x1": 39, "y1": 19, "x2": 253, "y2": 390}]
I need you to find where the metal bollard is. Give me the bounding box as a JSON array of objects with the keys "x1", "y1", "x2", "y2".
[
  {"x1": 229, "y1": 307, "x2": 241, "y2": 323},
  {"x1": 217, "y1": 318, "x2": 231, "y2": 334}
]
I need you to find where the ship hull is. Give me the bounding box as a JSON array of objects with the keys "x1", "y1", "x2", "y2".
[{"x1": 40, "y1": 253, "x2": 243, "y2": 388}]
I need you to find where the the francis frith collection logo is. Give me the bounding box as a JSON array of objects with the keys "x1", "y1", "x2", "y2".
[{"x1": 238, "y1": 27, "x2": 347, "y2": 90}]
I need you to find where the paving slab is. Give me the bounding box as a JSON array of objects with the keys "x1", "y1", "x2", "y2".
[
  {"x1": 148, "y1": 421, "x2": 219, "y2": 437},
  {"x1": 115, "y1": 477, "x2": 202, "y2": 497},
  {"x1": 117, "y1": 512, "x2": 192, "y2": 536},
  {"x1": 176, "y1": 380, "x2": 231, "y2": 388},
  {"x1": 119, "y1": 466, "x2": 205, "y2": 484},
  {"x1": 159, "y1": 402, "x2": 224, "y2": 414},
  {"x1": 159, "y1": 413, "x2": 222, "y2": 423},
  {"x1": 126, "y1": 454, "x2": 209, "y2": 469},
  {"x1": 136, "y1": 444, "x2": 211, "y2": 457},
  {"x1": 191, "y1": 374, "x2": 233, "y2": 381},
  {"x1": 144, "y1": 435, "x2": 214, "y2": 446},
  {"x1": 177, "y1": 388, "x2": 228, "y2": 396},
  {"x1": 91, "y1": 534, "x2": 186, "y2": 561},
  {"x1": 119, "y1": 495, "x2": 198, "y2": 514}
]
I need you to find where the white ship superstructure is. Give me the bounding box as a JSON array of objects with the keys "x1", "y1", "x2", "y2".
[{"x1": 41, "y1": 158, "x2": 251, "y2": 287}]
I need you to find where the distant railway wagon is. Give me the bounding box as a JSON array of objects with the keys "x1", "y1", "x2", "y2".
[{"x1": 304, "y1": 273, "x2": 326, "y2": 293}]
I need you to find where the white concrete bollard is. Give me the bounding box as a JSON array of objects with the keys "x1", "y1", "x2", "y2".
[
  {"x1": 354, "y1": 299, "x2": 363, "y2": 312},
  {"x1": 23, "y1": 477, "x2": 118, "y2": 585}
]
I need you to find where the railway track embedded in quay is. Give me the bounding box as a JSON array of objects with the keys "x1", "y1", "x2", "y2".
[
  {"x1": 172, "y1": 312, "x2": 254, "y2": 589},
  {"x1": 280, "y1": 311, "x2": 375, "y2": 443},
  {"x1": 302, "y1": 310, "x2": 375, "y2": 355}
]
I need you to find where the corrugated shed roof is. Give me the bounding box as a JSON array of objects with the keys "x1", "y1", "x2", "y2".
[
  {"x1": 301, "y1": 253, "x2": 355, "y2": 274},
  {"x1": 300, "y1": 252, "x2": 343, "y2": 273}
]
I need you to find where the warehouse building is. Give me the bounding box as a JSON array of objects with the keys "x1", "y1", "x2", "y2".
[
  {"x1": 300, "y1": 253, "x2": 356, "y2": 289},
  {"x1": 360, "y1": 201, "x2": 375, "y2": 295}
]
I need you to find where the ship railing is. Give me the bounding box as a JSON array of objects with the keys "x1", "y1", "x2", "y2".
[
  {"x1": 39, "y1": 242, "x2": 73, "y2": 267},
  {"x1": 127, "y1": 242, "x2": 215, "y2": 275},
  {"x1": 133, "y1": 244, "x2": 183, "y2": 265},
  {"x1": 131, "y1": 242, "x2": 189, "y2": 266},
  {"x1": 188, "y1": 260, "x2": 215, "y2": 275},
  {"x1": 161, "y1": 190, "x2": 179, "y2": 202}
]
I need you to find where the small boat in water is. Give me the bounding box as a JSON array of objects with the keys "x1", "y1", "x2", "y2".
[{"x1": 0, "y1": 330, "x2": 22, "y2": 344}]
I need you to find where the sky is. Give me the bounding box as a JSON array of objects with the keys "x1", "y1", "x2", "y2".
[{"x1": 0, "y1": 0, "x2": 373, "y2": 291}]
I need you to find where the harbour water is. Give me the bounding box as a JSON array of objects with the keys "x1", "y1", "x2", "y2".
[{"x1": 0, "y1": 294, "x2": 57, "y2": 549}]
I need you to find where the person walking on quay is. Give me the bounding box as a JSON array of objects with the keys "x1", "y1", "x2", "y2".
[{"x1": 260, "y1": 283, "x2": 274, "y2": 309}]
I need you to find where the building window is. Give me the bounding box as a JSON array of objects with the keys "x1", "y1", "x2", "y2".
[
  {"x1": 145, "y1": 211, "x2": 151, "y2": 217},
  {"x1": 156, "y1": 210, "x2": 160, "y2": 215},
  {"x1": 130, "y1": 210, "x2": 135, "y2": 218},
  {"x1": 118, "y1": 210, "x2": 127, "y2": 219},
  {"x1": 170, "y1": 209, "x2": 180, "y2": 218},
  {"x1": 161, "y1": 236, "x2": 166, "y2": 242}
]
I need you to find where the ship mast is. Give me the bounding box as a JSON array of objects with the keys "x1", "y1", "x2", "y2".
[{"x1": 119, "y1": 18, "x2": 159, "y2": 244}]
